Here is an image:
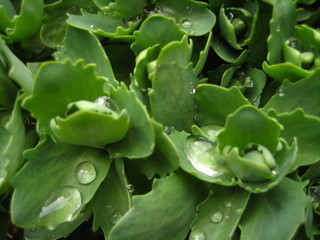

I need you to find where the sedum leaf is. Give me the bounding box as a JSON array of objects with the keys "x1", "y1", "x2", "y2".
[
  {"x1": 11, "y1": 136, "x2": 112, "y2": 229},
  {"x1": 239, "y1": 178, "x2": 311, "y2": 240},
  {"x1": 108, "y1": 171, "x2": 206, "y2": 240}
]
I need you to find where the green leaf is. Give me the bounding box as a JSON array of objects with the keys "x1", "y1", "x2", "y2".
[
  {"x1": 149, "y1": 63, "x2": 198, "y2": 132},
  {"x1": 23, "y1": 60, "x2": 106, "y2": 135},
  {"x1": 131, "y1": 15, "x2": 186, "y2": 55},
  {"x1": 11, "y1": 136, "x2": 112, "y2": 229},
  {"x1": 269, "y1": 109, "x2": 320, "y2": 169},
  {"x1": 0, "y1": 38, "x2": 34, "y2": 95},
  {"x1": 157, "y1": 0, "x2": 216, "y2": 36},
  {"x1": 218, "y1": 105, "x2": 282, "y2": 152},
  {"x1": 169, "y1": 129, "x2": 236, "y2": 186},
  {"x1": 40, "y1": 0, "x2": 97, "y2": 48},
  {"x1": 107, "y1": 83, "x2": 154, "y2": 159},
  {"x1": 193, "y1": 31, "x2": 212, "y2": 76},
  {"x1": 265, "y1": 0, "x2": 297, "y2": 64},
  {"x1": 190, "y1": 186, "x2": 250, "y2": 240},
  {"x1": 263, "y1": 69, "x2": 320, "y2": 117},
  {"x1": 239, "y1": 178, "x2": 311, "y2": 240},
  {"x1": 95, "y1": 0, "x2": 147, "y2": 18},
  {"x1": 50, "y1": 100, "x2": 130, "y2": 148},
  {"x1": 133, "y1": 120, "x2": 180, "y2": 179},
  {"x1": 108, "y1": 171, "x2": 205, "y2": 240},
  {"x1": 54, "y1": 27, "x2": 118, "y2": 87},
  {"x1": 0, "y1": 63, "x2": 19, "y2": 108},
  {"x1": 67, "y1": 10, "x2": 139, "y2": 38},
  {"x1": 0, "y1": 0, "x2": 43, "y2": 42},
  {"x1": 91, "y1": 159, "x2": 131, "y2": 236},
  {"x1": 194, "y1": 84, "x2": 250, "y2": 126}
]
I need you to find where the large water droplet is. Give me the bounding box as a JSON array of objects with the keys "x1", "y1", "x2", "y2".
[
  {"x1": 75, "y1": 161, "x2": 96, "y2": 185},
  {"x1": 111, "y1": 212, "x2": 123, "y2": 224},
  {"x1": 184, "y1": 136, "x2": 222, "y2": 177},
  {"x1": 94, "y1": 96, "x2": 120, "y2": 112},
  {"x1": 127, "y1": 184, "x2": 134, "y2": 194},
  {"x1": 39, "y1": 186, "x2": 82, "y2": 229},
  {"x1": 181, "y1": 19, "x2": 192, "y2": 29},
  {"x1": 278, "y1": 87, "x2": 285, "y2": 97},
  {"x1": 189, "y1": 228, "x2": 206, "y2": 240},
  {"x1": 210, "y1": 211, "x2": 223, "y2": 223}
]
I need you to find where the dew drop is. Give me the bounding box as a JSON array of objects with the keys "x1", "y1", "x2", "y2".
[
  {"x1": 224, "y1": 201, "x2": 232, "y2": 208},
  {"x1": 276, "y1": 26, "x2": 280, "y2": 32},
  {"x1": 164, "y1": 126, "x2": 171, "y2": 134},
  {"x1": 89, "y1": 24, "x2": 94, "y2": 28},
  {"x1": 189, "y1": 228, "x2": 206, "y2": 240},
  {"x1": 127, "y1": 184, "x2": 134, "y2": 193},
  {"x1": 190, "y1": 30, "x2": 198, "y2": 35},
  {"x1": 181, "y1": 19, "x2": 192, "y2": 29},
  {"x1": 75, "y1": 161, "x2": 96, "y2": 185},
  {"x1": 210, "y1": 211, "x2": 223, "y2": 223},
  {"x1": 39, "y1": 186, "x2": 82, "y2": 229},
  {"x1": 271, "y1": 170, "x2": 277, "y2": 175},
  {"x1": 278, "y1": 87, "x2": 285, "y2": 97},
  {"x1": 95, "y1": 96, "x2": 120, "y2": 112},
  {"x1": 51, "y1": 234, "x2": 55, "y2": 238},
  {"x1": 184, "y1": 136, "x2": 222, "y2": 177},
  {"x1": 105, "y1": 205, "x2": 112, "y2": 210},
  {"x1": 236, "y1": 208, "x2": 244, "y2": 215},
  {"x1": 111, "y1": 212, "x2": 123, "y2": 224},
  {"x1": 227, "y1": 12, "x2": 234, "y2": 22},
  {"x1": 245, "y1": 77, "x2": 254, "y2": 88}
]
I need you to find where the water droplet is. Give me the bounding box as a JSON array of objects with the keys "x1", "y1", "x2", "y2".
[
  {"x1": 224, "y1": 202, "x2": 232, "y2": 208},
  {"x1": 271, "y1": 170, "x2": 277, "y2": 175},
  {"x1": 94, "y1": 96, "x2": 120, "y2": 112},
  {"x1": 164, "y1": 126, "x2": 171, "y2": 134},
  {"x1": 111, "y1": 212, "x2": 123, "y2": 224},
  {"x1": 189, "y1": 228, "x2": 206, "y2": 240},
  {"x1": 225, "y1": 215, "x2": 230, "y2": 220},
  {"x1": 190, "y1": 88, "x2": 196, "y2": 94},
  {"x1": 190, "y1": 30, "x2": 198, "y2": 35},
  {"x1": 276, "y1": 26, "x2": 280, "y2": 32},
  {"x1": 39, "y1": 186, "x2": 82, "y2": 230},
  {"x1": 245, "y1": 77, "x2": 254, "y2": 88},
  {"x1": 127, "y1": 184, "x2": 134, "y2": 193},
  {"x1": 278, "y1": 87, "x2": 285, "y2": 97},
  {"x1": 105, "y1": 205, "x2": 112, "y2": 210},
  {"x1": 210, "y1": 211, "x2": 223, "y2": 223},
  {"x1": 236, "y1": 208, "x2": 244, "y2": 215},
  {"x1": 181, "y1": 19, "x2": 192, "y2": 29},
  {"x1": 75, "y1": 161, "x2": 96, "y2": 185},
  {"x1": 227, "y1": 12, "x2": 234, "y2": 22},
  {"x1": 288, "y1": 37, "x2": 298, "y2": 49},
  {"x1": 89, "y1": 24, "x2": 94, "y2": 29},
  {"x1": 184, "y1": 136, "x2": 222, "y2": 177},
  {"x1": 31, "y1": 228, "x2": 37, "y2": 232}
]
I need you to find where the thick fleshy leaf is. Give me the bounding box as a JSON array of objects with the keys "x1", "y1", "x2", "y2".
[
  {"x1": 23, "y1": 60, "x2": 106, "y2": 135},
  {"x1": 0, "y1": 111, "x2": 11, "y2": 190},
  {"x1": 95, "y1": 0, "x2": 147, "y2": 18},
  {"x1": 190, "y1": 186, "x2": 250, "y2": 240},
  {"x1": 194, "y1": 84, "x2": 250, "y2": 126},
  {"x1": 40, "y1": 0, "x2": 97, "y2": 48},
  {"x1": 0, "y1": 38, "x2": 34, "y2": 95},
  {"x1": 11, "y1": 137, "x2": 111, "y2": 229},
  {"x1": 269, "y1": 109, "x2": 320, "y2": 169},
  {"x1": 131, "y1": 15, "x2": 185, "y2": 55},
  {"x1": 0, "y1": 0, "x2": 43, "y2": 42},
  {"x1": 169, "y1": 129, "x2": 236, "y2": 186},
  {"x1": 218, "y1": 105, "x2": 282, "y2": 152},
  {"x1": 91, "y1": 160, "x2": 131, "y2": 236},
  {"x1": 193, "y1": 31, "x2": 212, "y2": 75},
  {"x1": 50, "y1": 101, "x2": 130, "y2": 148},
  {"x1": 0, "y1": 94, "x2": 25, "y2": 193},
  {"x1": 263, "y1": 69, "x2": 320, "y2": 117},
  {"x1": 157, "y1": 0, "x2": 216, "y2": 36},
  {"x1": 107, "y1": 83, "x2": 154, "y2": 159},
  {"x1": 265, "y1": 0, "x2": 296, "y2": 64},
  {"x1": 149, "y1": 63, "x2": 198, "y2": 131},
  {"x1": 133, "y1": 120, "x2": 180, "y2": 179},
  {"x1": 239, "y1": 178, "x2": 311, "y2": 240},
  {"x1": 54, "y1": 27, "x2": 118, "y2": 87},
  {"x1": 67, "y1": 11, "x2": 139, "y2": 38},
  {"x1": 24, "y1": 207, "x2": 92, "y2": 240},
  {"x1": 108, "y1": 172, "x2": 205, "y2": 240}
]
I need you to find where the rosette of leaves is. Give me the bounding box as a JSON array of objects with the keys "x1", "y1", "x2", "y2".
[
  {"x1": 263, "y1": 24, "x2": 320, "y2": 82},
  {"x1": 209, "y1": 0, "x2": 259, "y2": 63}
]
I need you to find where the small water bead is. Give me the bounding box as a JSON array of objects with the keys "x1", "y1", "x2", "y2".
[
  {"x1": 245, "y1": 77, "x2": 254, "y2": 88},
  {"x1": 190, "y1": 30, "x2": 198, "y2": 35},
  {"x1": 276, "y1": 26, "x2": 281, "y2": 32},
  {"x1": 105, "y1": 205, "x2": 112, "y2": 210},
  {"x1": 227, "y1": 12, "x2": 234, "y2": 22},
  {"x1": 127, "y1": 184, "x2": 134, "y2": 193},
  {"x1": 236, "y1": 208, "x2": 244, "y2": 215},
  {"x1": 89, "y1": 24, "x2": 94, "y2": 29},
  {"x1": 278, "y1": 87, "x2": 285, "y2": 97},
  {"x1": 111, "y1": 212, "x2": 123, "y2": 224},
  {"x1": 94, "y1": 96, "x2": 120, "y2": 112},
  {"x1": 31, "y1": 228, "x2": 37, "y2": 232},
  {"x1": 210, "y1": 211, "x2": 223, "y2": 223},
  {"x1": 39, "y1": 186, "x2": 82, "y2": 229},
  {"x1": 181, "y1": 19, "x2": 192, "y2": 29},
  {"x1": 271, "y1": 170, "x2": 277, "y2": 176},
  {"x1": 224, "y1": 201, "x2": 232, "y2": 208},
  {"x1": 189, "y1": 228, "x2": 206, "y2": 240},
  {"x1": 75, "y1": 161, "x2": 97, "y2": 185}
]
